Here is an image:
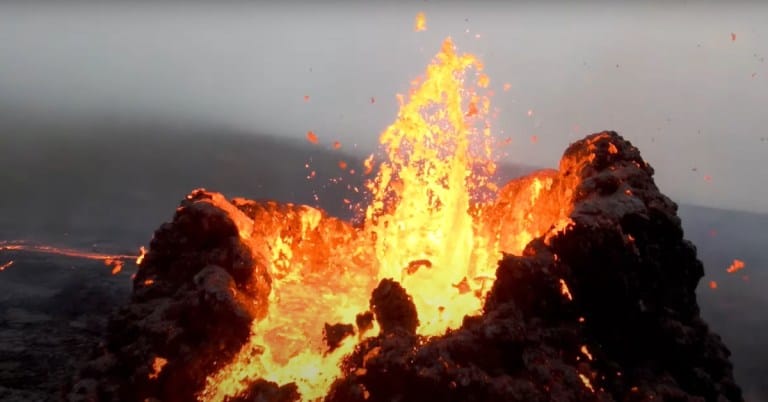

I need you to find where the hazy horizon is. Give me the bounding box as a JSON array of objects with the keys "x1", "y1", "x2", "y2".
[{"x1": 1, "y1": 1, "x2": 766, "y2": 213}]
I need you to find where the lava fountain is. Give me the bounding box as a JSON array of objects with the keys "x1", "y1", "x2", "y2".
[
  {"x1": 198, "y1": 37, "x2": 564, "y2": 401},
  {"x1": 65, "y1": 35, "x2": 743, "y2": 402}
]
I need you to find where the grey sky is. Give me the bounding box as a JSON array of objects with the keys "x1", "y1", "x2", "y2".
[{"x1": 1, "y1": 1, "x2": 766, "y2": 213}]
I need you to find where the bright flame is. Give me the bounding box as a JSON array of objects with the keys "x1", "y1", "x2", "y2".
[
  {"x1": 365, "y1": 37, "x2": 497, "y2": 335},
  {"x1": 200, "y1": 38, "x2": 569, "y2": 401}
]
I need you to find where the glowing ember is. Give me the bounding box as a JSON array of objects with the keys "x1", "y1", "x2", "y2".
[
  {"x1": 149, "y1": 357, "x2": 168, "y2": 380},
  {"x1": 306, "y1": 131, "x2": 319, "y2": 144},
  {"x1": 136, "y1": 246, "x2": 147, "y2": 265},
  {"x1": 709, "y1": 280, "x2": 718, "y2": 289},
  {"x1": 726, "y1": 259, "x2": 745, "y2": 273},
  {"x1": 414, "y1": 12, "x2": 427, "y2": 32},
  {"x1": 107, "y1": 259, "x2": 124, "y2": 275},
  {"x1": 362, "y1": 154, "x2": 375, "y2": 175},
  {"x1": 579, "y1": 373, "x2": 595, "y2": 393},
  {"x1": 559, "y1": 278, "x2": 574, "y2": 301}
]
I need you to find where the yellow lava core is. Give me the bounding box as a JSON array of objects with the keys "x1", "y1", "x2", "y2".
[
  {"x1": 365, "y1": 37, "x2": 497, "y2": 335},
  {"x1": 200, "y1": 38, "x2": 558, "y2": 402}
]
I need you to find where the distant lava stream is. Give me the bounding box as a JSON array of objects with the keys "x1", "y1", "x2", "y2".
[
  {"x1": 66, "y1": 132, "x2": 743, "y2": 402},
  {"x1": 0, "y1": 240, "x2": 141, "y2": 274}
]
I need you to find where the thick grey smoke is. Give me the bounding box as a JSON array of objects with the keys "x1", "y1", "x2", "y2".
[{"x1": 1, "y1": 1, "x2": 766, "y2": 212}]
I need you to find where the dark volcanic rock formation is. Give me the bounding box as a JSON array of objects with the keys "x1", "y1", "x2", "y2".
[
  {"x1": 329, "y1": 132, "x2": 742, "y2": 402},
  {"x1": 66, "y1": 192, "x2": 271, "y2": 401},
  {"x1": 68, "y1": 132, "x2": 742, "y2": 402}
]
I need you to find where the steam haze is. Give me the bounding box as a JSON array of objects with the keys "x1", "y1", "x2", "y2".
[{"x1": 1, "y1": 1, "x2": 767, "y2": 212}]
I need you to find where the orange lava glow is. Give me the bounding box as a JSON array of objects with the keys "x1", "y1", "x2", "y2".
[
  {"x1": 306, "y1": 131, "x2": 319, "y2": 144},
  {"x1": 579, "y1": 373, "x2": 596, "y2": 393},
  {"x1": 0, "y1": 240, "x2": 139, "y2": 272},
  {"x1": 414, "y1": 12, "x2": 427, "y2": 32},
  {"x1": 559, "y1": 278, "x2": 574, "y2": 301},
  {"x1": 136, "y1": 246, "x2": 148, "y2": 265},
  {"x1": 196, "y1": 38, "x2": 572, "y2": 401},
  {"x1": 150, "y1": 357, "x2": 168, "y2": 380},
  {"x1": 726, "y1": 259, "x2": 745, "y2": 273},
  {"x1": 0, "y1": 260, "x2": 14, "y2": 271}
]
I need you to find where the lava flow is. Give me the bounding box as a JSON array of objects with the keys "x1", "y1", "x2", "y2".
[
  {"x1": 199, "y1": 37, "x2": 569, "y2": 402},
  {"x1": 0, "y1": 240, "x2": 142, "y2": 273}
]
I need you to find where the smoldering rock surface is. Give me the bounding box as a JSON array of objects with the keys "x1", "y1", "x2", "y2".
[
  {"x1": 327, "y1": 132, "x2": 742, "y2": 402},
  {"x1": 66, "y1": 191, "x2": 271, "y2": 402}
]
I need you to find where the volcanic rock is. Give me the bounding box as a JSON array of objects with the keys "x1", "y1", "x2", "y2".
[
  {"x1": 327, "y1": 132, "x2": 742, "y2": 402},
  {"x1": 66, "y1": 190, "x2": 271, "y2": 402},
  {"x1": 68, "y1": 132, "x2": 743, "y2": 402},
  {"x1": 226, "y1": 379, "x2": 300, "y2": 402},
  {"x1": 324, "y1": 323, "x2": 356, "y2": 352},
  {"x1": 369, "y1": 278, "x2": 419, "y2": 335}
]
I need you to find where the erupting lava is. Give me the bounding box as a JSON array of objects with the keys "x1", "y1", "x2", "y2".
[{"x1": 200, "y1": 38, "x2": 568, "y2": 401}]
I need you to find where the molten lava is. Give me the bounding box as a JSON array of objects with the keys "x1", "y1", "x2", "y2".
[
  {"x1": 197, "y1": 37, "x2": 573, "y2": 402},
  {"x1": 0, "y1": 240, "x2": 138, "y2": 273}
]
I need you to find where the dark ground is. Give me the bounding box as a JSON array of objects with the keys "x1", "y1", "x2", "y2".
[{"x1": 0, "y1": 122, "x2": 765, "y2": 401}]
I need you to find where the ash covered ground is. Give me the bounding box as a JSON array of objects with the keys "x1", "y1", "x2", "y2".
[{"x1": 0, "y1": 122, "x2": 766, "y2": 401}]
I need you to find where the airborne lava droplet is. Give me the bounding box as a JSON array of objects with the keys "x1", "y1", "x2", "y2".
[
  {"x1": 108, "y1": 260, "x2": 123, "y2": 275},
  {"x1": 579, "y1": 373, "x2": 595, "y2": 393},
  {"x1": 559, "y1": 279, "x2": 573, "y2": 301},
  {"x1": 726, "y1": 259, "x2": 745, "y2": 273},
  {"x1": 306, "y1": 130, "x2": 319, "y2": 144},
  {"x1": 149, "y1": 357, "x2": 168, "y2": 380},
  {"x1": 363, "y1": 154, "x2": 375, "y2": 175},
  {"x1": 136, "y1": 246, "x2": 147, "y2": 265},
  {"x1": 414, "y1": 12, "x2": 427, "y2": 32},
  {"x1": 709, "y1": 280, "x2": 718, "y2": 290}
]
